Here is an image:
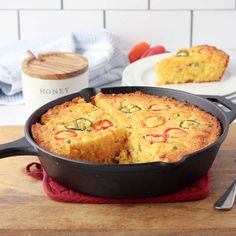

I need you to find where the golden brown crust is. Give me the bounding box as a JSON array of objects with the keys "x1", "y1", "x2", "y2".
[
  {"x1": 40, "y1": 97, "x2": 86, "y2": 124},
  {"x1": 191, "y1": 45, "x2": 229, "y2": 80},
  {"x1": 32, "y1": 91, "x2": 222, "y2": 164}
]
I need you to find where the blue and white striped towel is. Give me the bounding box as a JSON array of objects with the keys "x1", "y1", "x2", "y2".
[{"x1": 0, "y1": 31, "x2": 129, "y2": 105}]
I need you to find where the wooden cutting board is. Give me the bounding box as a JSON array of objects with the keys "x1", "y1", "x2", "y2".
[{"x1": 0, "y1": 125, "x2": 236, "y2": 236}]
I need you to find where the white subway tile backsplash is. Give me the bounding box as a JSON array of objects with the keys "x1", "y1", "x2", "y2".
[
  {"x1": 64, "y1": 0, "x2": 147, "y2": 10},
  {"x1": 0, "y1": 0, "x2": 60, "y2": 9},
  {"x1": 106, "y1": 10, "x2": 191, "y2": 50},
  {"x1": 0, "y1": 1, "x2": 235, "y2": 50},
  {"x1": 193, "y1": 11, "x2": 236, "y2": 49},
  {"x1": 0, "y1": 11, "x2": 18, "y2": 42},
  {"x1": 20, "y1": 11, "x2": 103, "y2": 40},
  {"x1": 151, "y1": 0, "x2": 235, "y2": 10}
]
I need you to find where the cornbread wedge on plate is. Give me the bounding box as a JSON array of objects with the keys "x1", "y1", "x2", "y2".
[{"x1": 156, "y1": 45, "x2": 229, "y2": 85}]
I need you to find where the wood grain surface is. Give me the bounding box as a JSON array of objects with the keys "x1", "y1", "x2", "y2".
[{"x1": 0, "y1": 125, "x2": 236, "y2": 236}]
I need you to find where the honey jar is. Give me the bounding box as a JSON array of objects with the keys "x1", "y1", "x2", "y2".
[{"x1": 21, "y1": 51, "x2": 88, "y2": 114}]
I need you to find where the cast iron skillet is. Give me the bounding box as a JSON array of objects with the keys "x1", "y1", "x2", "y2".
[{"x1": 1, "y1": 86, "x2": 236, "y2": 198}]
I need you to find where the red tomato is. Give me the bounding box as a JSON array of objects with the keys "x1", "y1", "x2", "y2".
[
  {"x1": 128, "y1": 42, "x2": 150, "y2": 63},
  {"x1": 141, "y1": 45, "x2": 166, "y2": 58}
]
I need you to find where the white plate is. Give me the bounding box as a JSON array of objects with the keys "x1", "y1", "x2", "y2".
[{"x1": 122, "y1": 53, "x2": 236, "y2": 96}]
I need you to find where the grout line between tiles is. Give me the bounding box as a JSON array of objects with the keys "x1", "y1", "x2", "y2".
[
  {"x1": 148, "y1": 0, "x2": 150, "y2": 10},
  {"x1": 190, "y1": 10, "x2": 193, "y2": 47},
  {"x1": 17, "y1": 10, "x2": 21, "y2": 40},
  {"x1": 61, "y1": 0, "x2": 64, "y2": 10},
  {"x1": 0, "y1": 9, "x2": 235, "y2": 11},
  {"x1": 103, "y1": 10, "x2": 106, "y2": 28}
]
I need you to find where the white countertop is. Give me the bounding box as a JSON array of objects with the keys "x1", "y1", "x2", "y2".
[{"x1": 0, "y1": 104, "x2": 28, "y2": 125}]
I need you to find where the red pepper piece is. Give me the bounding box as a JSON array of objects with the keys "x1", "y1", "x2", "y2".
[
  {"x1": 145, "y1": 134, "x2": 167, "y2": 144},
  {"x1": 128, "y1": 42, "x2": 150, "y2": 63},
  {"x1": 54, "y1": 130, "x2": 77, "y2": 140},
  {"x1": 148, "y1": 104, "x2": 170, "y2": 111},
  {"x1": 163, "y1": 127, "x2": 187, "y2": 138},
  {"x1": 141, "y1": 115, "x2": 166, "y2": 128},
  {"x1": 93, "y1": 119, "x2": 113, "y2": 131},
  {"x1": 141, "y1": 45, "x2": 166, "y2": 58}
]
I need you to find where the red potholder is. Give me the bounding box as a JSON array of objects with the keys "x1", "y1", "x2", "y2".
[{"x1": 26, "y1": 162, "x2": 210, "y2": 204}]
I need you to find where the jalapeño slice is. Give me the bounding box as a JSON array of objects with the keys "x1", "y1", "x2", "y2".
[
  {"x1": 65, "y1": 117, "x2": 93, "y2": 131},
  {"x1": 120, "y1": 104, "x2": 141, "y2": 114},
  {"x1": 179, "y1": 119, "x2": 200, "y2": 129},
  {"x1": 176, "y1": 50, "x2": 189, "y2": 57}
]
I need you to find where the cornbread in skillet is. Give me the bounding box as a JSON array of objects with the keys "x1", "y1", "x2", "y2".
[
  {"x1": 32, "y1": 91, "x2": 221, "y2": 164},
  {"x1": 93, "y1": 91, "x2": 221, "y2": 163},
  {"x1": 156, "y1": 45, "x2": 229, "y2": 85},
  {"x1": 31, "y1": 97, "x2": 128, "y2": 163}
]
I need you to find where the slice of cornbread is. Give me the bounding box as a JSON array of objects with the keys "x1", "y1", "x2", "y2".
[
  {"x1": 125, "y1": 101, "x2": 221, "y2": 163},
  {"x1": 94, "y1": 91, "x2": 221, "y2": 163},
  {"x1": 156, "y1": 45, "x2": 229, "y2": 85},
  {"x1": 31, "y1": 97, "x2": 128, "y2": 163}
]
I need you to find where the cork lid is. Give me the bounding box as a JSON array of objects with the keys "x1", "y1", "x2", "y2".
[{"x1": 22, "y1": 51, "x2": 89, "y2": 80}]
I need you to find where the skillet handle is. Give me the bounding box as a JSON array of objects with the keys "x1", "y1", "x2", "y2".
[
  {"x1": 0, "y1": 137, "x2": 37, "y2": 159},
  {"x1": 200, "y1": 95, "x2": 236, "y2": 123}
]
